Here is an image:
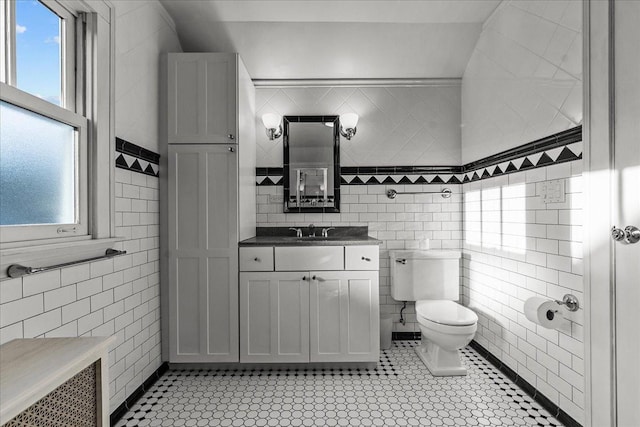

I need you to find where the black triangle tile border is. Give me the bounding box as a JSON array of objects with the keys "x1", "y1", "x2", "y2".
[
  {"x1": 256, "y1": 126, "x2": 582, "y2": 186},
  {"x1": 115, "y1": 137, "x2": 160, "y2": 177}
]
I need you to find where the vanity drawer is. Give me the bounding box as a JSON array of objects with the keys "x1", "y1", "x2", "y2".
[
  {"x1": 239, "y1": 247, "x2": 274, "y2": 271},
  {"x1": 345, "y1": 245, "x2": 379, "y2": 270},
  {"x1": 275, "y1": 246, "x2": 344, "y2": 271}
]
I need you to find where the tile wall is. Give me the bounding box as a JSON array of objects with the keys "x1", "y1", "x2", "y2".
[
  {"x1": 114, "y1": 0, "x2": 182, "y2": 153},
  {"x1": 256, "y1": 85, "x2": 462, "y2": 167},
  {"x1": 461, "y1": 0, "x2": 582, "y2": 163},
  {"x1": 256, "y1": 184, "x2": 463, "y2": 333},
  {"x1": 462, "y1": 160, "x2": 584, "y2": 423},
  {"x1": 0, "y1": 167, "x2": 160, "y2": 413}
]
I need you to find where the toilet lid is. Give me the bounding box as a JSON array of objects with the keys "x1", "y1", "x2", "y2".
[{"x1": 416, "y1": 300, "x2": 478, "y2": 326}]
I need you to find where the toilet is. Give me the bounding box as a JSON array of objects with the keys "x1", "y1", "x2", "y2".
[{"x1": 389, "y1": 250, "x2": 478, "y2": 376}]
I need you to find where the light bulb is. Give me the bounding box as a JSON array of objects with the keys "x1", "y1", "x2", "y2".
[
  {"x1": 340, "y1": 113, "x2": 359, "y2": 129},
  {"x1": 261, "y1": 113, "x2": 281, "y2": 129}
]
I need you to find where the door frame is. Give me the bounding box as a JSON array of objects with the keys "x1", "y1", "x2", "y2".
[{"x1": 583, "y1": 1, "x2": 616, "y2": 425}]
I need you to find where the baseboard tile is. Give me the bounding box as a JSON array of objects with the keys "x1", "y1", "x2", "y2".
[
  {"x1": 392, "y1": 332, "x2": 421, "y2": 341},
  {"x1": 110, "y1": 362, "x2": 169, "y2": 426},
  {"x1": 469, "y1": 340, "x2": 582, "y2": 427}
]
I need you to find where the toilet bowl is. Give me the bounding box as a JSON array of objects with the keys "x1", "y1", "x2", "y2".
[
  {"x1": 415, "y1": 300, "x2": 478, "y2": 376},
  {"x1": 389, "y1": 249, "x2": 478, "y2": 376}
]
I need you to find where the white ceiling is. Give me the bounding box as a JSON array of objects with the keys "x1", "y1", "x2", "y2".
[{"x1": 159, "y1": 0, "x2": 502, "y2": 79}]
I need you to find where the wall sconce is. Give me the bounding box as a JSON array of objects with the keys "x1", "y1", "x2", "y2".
[
  {"x1": 339, "y1": 113, "x2": 358, "y2": 140},
  {"x1": 261, "y1": 113, "x2": 282, "y2": 140}
]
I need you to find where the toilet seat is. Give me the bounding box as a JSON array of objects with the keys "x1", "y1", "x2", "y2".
[{"x1": 415, "y1": 300, "x2": 478, "y2": 326}]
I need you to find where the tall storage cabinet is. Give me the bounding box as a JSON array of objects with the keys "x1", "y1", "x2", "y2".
[{"x1": 167, "y1": 53, "x2": 256, "y2": 363}]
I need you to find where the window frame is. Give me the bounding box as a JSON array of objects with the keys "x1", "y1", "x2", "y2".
[
  {"x1": 1, "y1": 0, "x2": 85, "y2": 244},
  {"x1": 0, "y1": 0, "x2": 116, "y2": 270},
  {"x1": 1, "y1": 0, "x2": 76, "y2": 109},
  {"x1": 0, "y1": 83, "x2": 88, "y2": 243}
]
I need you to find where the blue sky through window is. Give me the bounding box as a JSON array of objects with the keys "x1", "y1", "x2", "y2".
[{"x1": 16, "y1": 0, "x2": 62, "y2": 106}]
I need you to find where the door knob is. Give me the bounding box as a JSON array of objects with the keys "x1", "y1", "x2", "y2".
[
  {"x1": 624, "y1": 225, "x2": 640, "y2": 244},
  {"x1": 612, "y1": 226, "x2": 626, "y2": 242},
  {"x1": 611, "y1": 225, "x2": 640, "y2": 244}
]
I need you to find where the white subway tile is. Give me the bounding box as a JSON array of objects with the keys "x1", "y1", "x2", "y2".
[
  {"x1": 558, "y1": 272, "x2": 582, "y2": 291},
  {"x1": 91, "y1": 290, "x2": 114, "y2": 312},
  {"x1": 536, "y1": 210, "x2": 558, "y2": 225},
  {"x1": 535, "y1": 378, "x2": 560, "y2": 405},
  {"x1": 77, "y1": 277, "x2": 103, "y2": 299},
  {"x1": 78, "y1": 310, "x2": 104, "y2": 335},
  {"x1": 0, "y1": 322, "x2": 23, "y2": 345},
  {"x1": 44, "y1": 285, "x2": 77, "y2": 311},
  {"x1": 547, "y1": 254, "x2": 573, "y2": 272},
  {"x1": 23, "y1": 309, "x2": 62, "y2": 337},
  {"x1": 0, "y1": 278, "x2": 22, "y2": 304},
  {"x1": 115, "y1": 168, "x2": 131, "y2": 184},
  {"x1": 559, "y1": 333, "x2": 583, "y2": 356},
  {"x1": 45, "y1": 321, "x2": 78, "y2": 338},
  {"x1": 122, "y1": 184, "x2": 140, "y2": 198},
  {"x1": 62, "y1": 298, "x2": 90, "y2": 324},
  {"x1": 115, "y1": 197, "x2": 132, "y2": 212},
  {"x1": 1, "y1": 295, "x2": 43, "y2": 327},
  {"x1": 547, "y1": 371, "x2": 573, "y2": 399},
  {"x1": 22, "y1": 271, "x2": 61, "y2": 296},
  {"x1": 91, "y1": 259, "x2": 114, "y2": 278}
]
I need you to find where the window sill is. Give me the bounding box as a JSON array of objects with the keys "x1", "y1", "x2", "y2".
[{"x1": 0, "y1": 237, "x2": 124, "y2": 280}]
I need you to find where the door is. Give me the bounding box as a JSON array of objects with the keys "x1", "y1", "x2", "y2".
[
  {"x1": 168, "y1": 53, "x2": 237, "y2": 144},
  {"x1": 168, "y1": 145, "x2": 239, "y2": 362},
  {"x1": 585, "y1": 1, "x2": 640, "y2": 425},
  {"x1": 240, "y1": 272, "x2": 310, "y2": 363},
  {"x1": 613, "y1": 2, "x2": 640, "y2": 425},
  {"x1": 309, "y1": 271, "x2": 379, "y2": 362}
]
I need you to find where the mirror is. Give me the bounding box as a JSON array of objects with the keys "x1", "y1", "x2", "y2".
[{"x1": 283, "y1": 115, "x2": 340, "y2": 213}]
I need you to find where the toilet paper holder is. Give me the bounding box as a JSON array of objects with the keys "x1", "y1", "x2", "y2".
[{"x1": 555, "y1": 294, "x2": 580, "y2": 312}]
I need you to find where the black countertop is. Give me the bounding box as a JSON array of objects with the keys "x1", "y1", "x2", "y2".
[{"x1": 239, "y1": 226, "x2": 382, "y2": 247}]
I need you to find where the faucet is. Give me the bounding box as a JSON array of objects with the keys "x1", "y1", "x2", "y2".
[
  {"x1": 321, "y1": 227, "x2": 335, "y2": 238},
  {"x1": 308, "y1": 224, "x2": 316, "y2": 237},
  {"x1": 289, "y1": 227, "x2": 303, "y2": 238}
]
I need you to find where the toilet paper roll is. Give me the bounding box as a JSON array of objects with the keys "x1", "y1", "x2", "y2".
[{"x1": 524, "y1": 297, "x2": 564, "y2": 329}]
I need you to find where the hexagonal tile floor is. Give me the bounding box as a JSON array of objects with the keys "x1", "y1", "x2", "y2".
[{"x1": 115, "y1": 341, "x2": 562, "y2": 426}]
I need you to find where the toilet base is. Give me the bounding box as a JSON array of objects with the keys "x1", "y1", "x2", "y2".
[{"x1": 415, "y1": 339, "x2": 467, "y2": 376}]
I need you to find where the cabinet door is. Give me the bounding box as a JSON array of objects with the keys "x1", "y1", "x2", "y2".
[
  {"x1": 169, "y1": 145, "x2": 239, "y2": 362},
  {"x1": 240, "y1": 272, "x2": 310, "y2": 363},
  {"x1": 310, "y1": 271, "x2": 380, "y2": 362},
  {"x1": 168, "y1": 53, "x2": 237, "y2": 144}
]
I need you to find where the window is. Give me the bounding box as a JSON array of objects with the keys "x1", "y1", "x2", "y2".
[{"x1": 1, "y1": 0, "x2": 87, "y2": 244}]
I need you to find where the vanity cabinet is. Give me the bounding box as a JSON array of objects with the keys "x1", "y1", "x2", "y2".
[
  {"x1": 239, "y1": 245, "x2": 380, "y2": 363},
  {"x1": 239, "y1": 272, "x2": 310, "y2": 363},
  {"x1": 309, "y1": 270, "x2": 379, "y2": 363},
  {"x1": 167, "y1": 53, "x2": 256, "y2": 363}
]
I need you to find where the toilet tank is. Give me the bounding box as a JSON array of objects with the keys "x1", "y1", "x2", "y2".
[{"x1": 389, "y1": 250, "x2": 461, "y2": 301}]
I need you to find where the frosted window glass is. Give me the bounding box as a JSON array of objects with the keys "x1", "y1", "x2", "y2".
[
  {"x1": 15, "y1": 0, "x2": 62, "y2": 106},
  {"x1": 0, "y1": 101, "x2": 76, "y2": 226}
]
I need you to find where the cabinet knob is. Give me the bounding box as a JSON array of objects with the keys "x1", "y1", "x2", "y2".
[
  {"x1": 228, "y1": 146, "x2": 234, "y2": 152},
  {"x1": 302, "y1": 276, "x2": 307, "y2": 281},
  {"x1": 361, "y1": 256, "x2": 371, "y2": 262},
  {"x1": 228, "y1": 134, "x2": 235, "y2": 140},
  {"x1": 312, "y1": 275, "x2": 316, "y2": 281},
  {"x1": 253, "y1": 257, "x2": 260, "y2": 262}
]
